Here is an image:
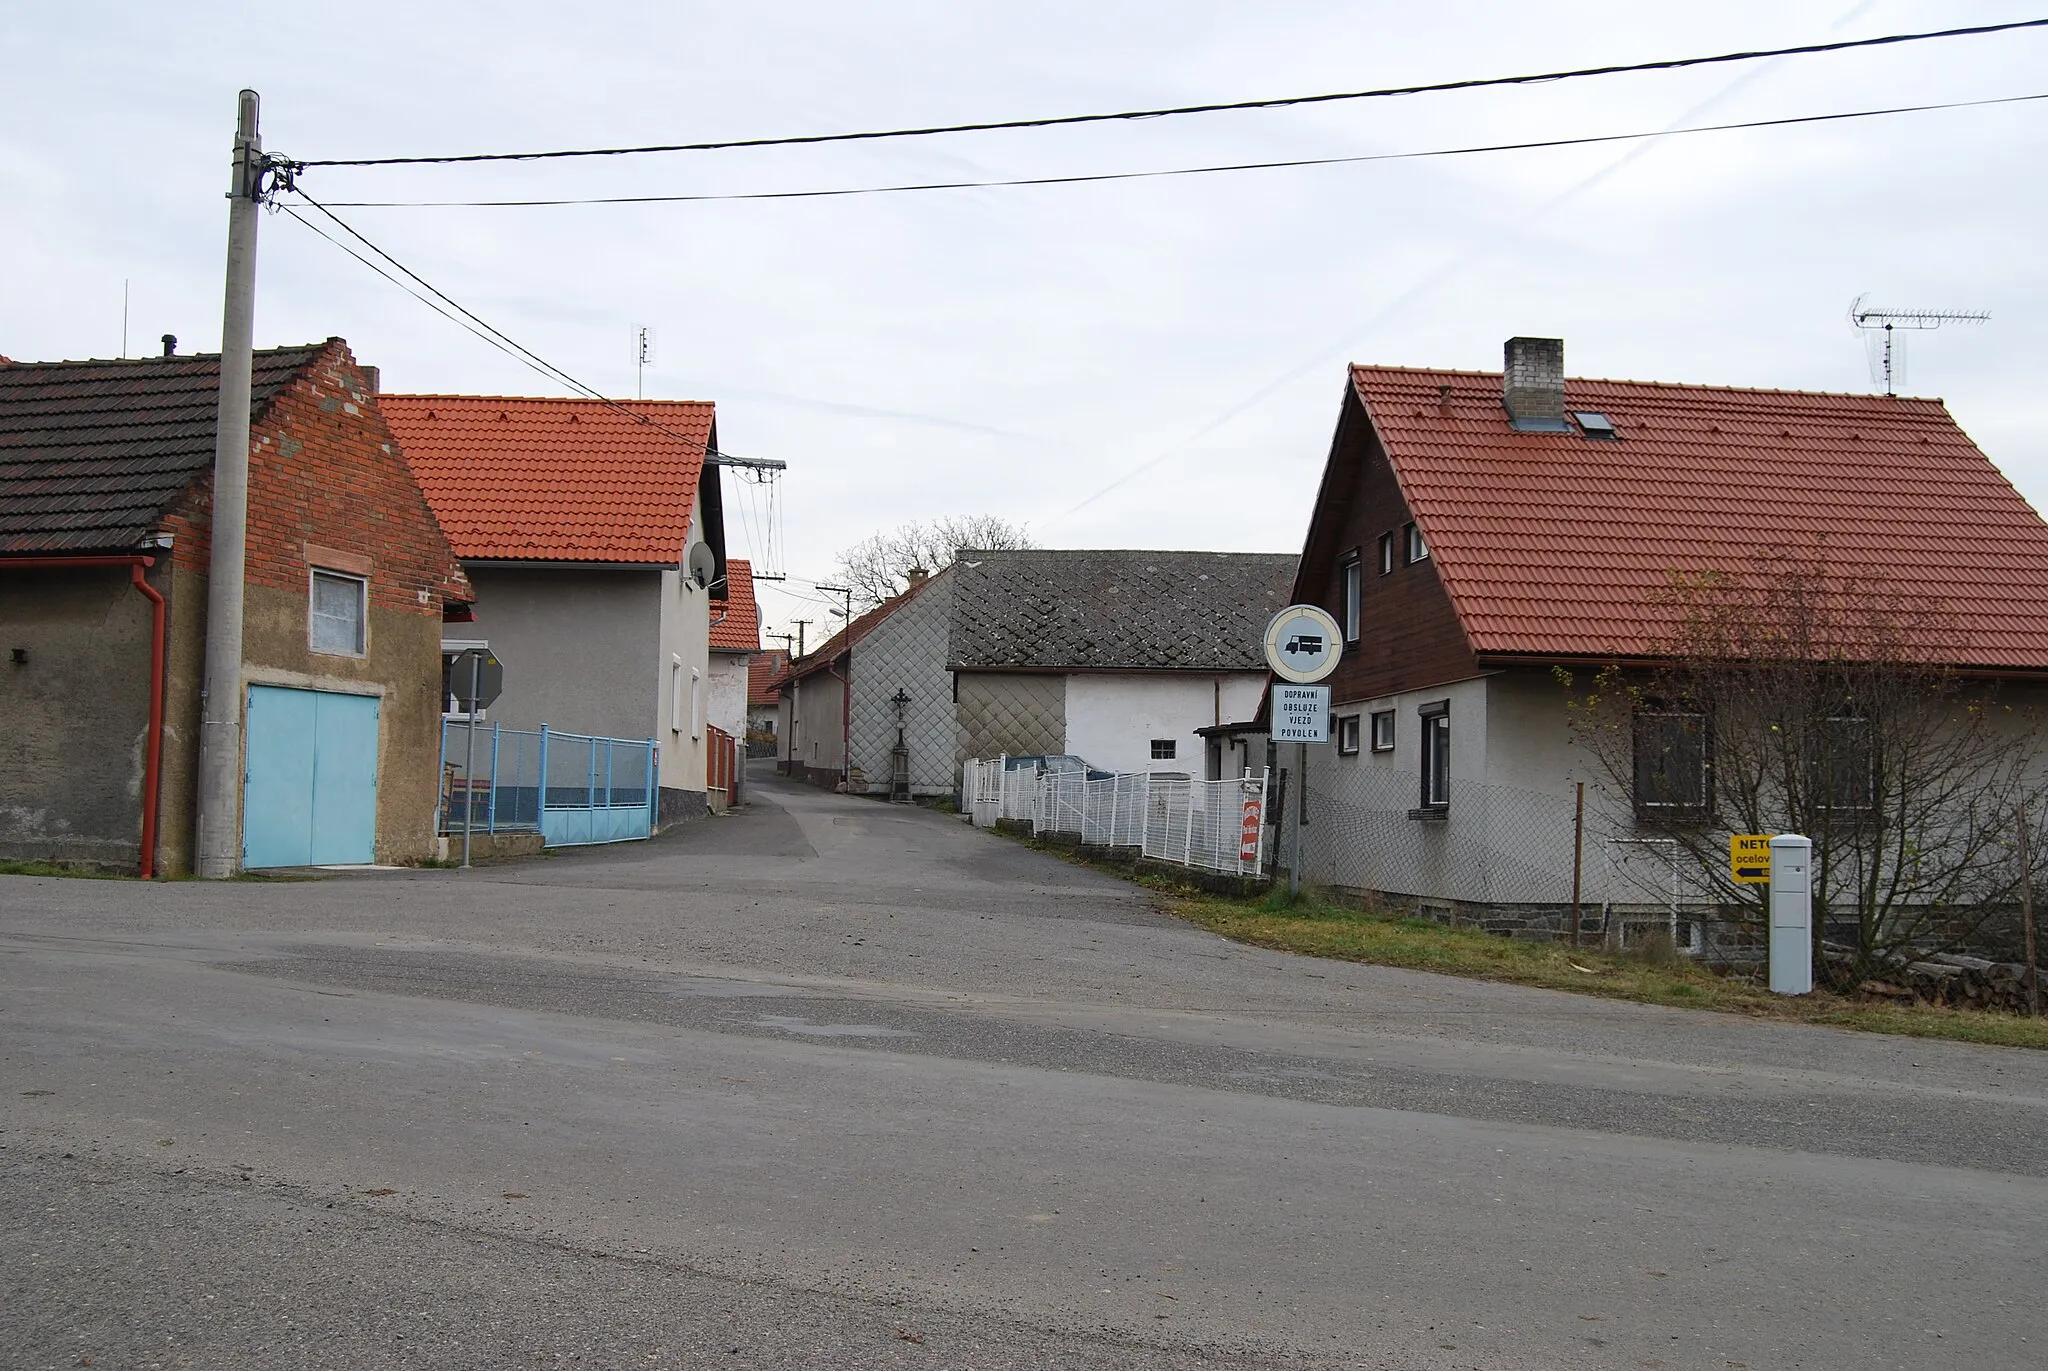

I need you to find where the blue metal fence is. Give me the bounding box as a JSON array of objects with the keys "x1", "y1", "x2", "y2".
[{"x1": 440, "y1": 721, "x2": 658, "y2": 847}]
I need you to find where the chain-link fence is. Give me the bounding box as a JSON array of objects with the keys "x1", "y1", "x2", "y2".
[{"x1": 961, "y1": 756, "x2": 1269, "y2": 877}]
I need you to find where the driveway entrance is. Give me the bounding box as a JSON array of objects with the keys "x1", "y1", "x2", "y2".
[{"x1": 243, "y1": 684, "x2": 379, "y2": 867}]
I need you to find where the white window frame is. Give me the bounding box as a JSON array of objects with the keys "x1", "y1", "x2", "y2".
[
  {"x1": 1369, "y1": 709, "x2": 1396, "y2": 753},
  {"x1": 1404, "y1": 522, "x2": 1429, "y2": 565},
  {"x1": 690, "y1": 667, "x2": 703, "y2": 741},
  {"x1": 1419, "y1": 703, "x2": 1450, "y2": 809},
  {"x1": 1335, "y1": 715, "x2": 1361, "y2": 755},
  {"x1": 309, "y1": 568, "x2": 368, "y2": 658},
  {"x1": 670, "y1": 655, "x2": 684, "y2": 734}
]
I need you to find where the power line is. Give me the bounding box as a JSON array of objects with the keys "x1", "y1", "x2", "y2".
[
  {"x1": 315, "y1": 92, "x2": 2048, "y2": 209},
  {"x1": 283, "y1": 190, "x2": 786, "y2": 477},
  {"x1": 297, "y1": 18, "x2": 2048, "y2": 169}
]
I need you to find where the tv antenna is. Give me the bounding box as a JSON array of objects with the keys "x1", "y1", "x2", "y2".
[
  {"x1": 633, "y1": 324, "x2": 655, "y2": 400},
  {"x1": 1849, "y1": 296, "x2": 1988, "y2": 396}
]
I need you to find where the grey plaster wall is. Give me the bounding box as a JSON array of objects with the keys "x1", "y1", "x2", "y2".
[
  {"x1": 454, "y1": 567, "x2": 662, "y2": 741},
  {"x1": 850, "y1": 573, "x2": 956, "y2": 795},
  {"x1": 0, "y1": 565, "x2": 153, "y2": 868},
  {"x1": 955, "y1": 672, "x2": 1065, "y2": 766}
]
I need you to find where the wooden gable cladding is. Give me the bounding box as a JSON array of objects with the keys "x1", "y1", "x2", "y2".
[{"x1": 1294, "y1": 387, "x2": 1479, "y2": 704}]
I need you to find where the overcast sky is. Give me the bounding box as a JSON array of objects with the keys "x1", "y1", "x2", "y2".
[{"x1": 6, "y1": 1, "x2": 2046, "y2": 643}]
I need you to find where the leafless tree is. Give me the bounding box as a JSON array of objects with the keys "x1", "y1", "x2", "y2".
[
  {"x1": 833, "y1": 515, "x2": 1034, "y2": 610},
  {"x1": 1561, "y1": 550, "x2": 2046, "y2": 987}
]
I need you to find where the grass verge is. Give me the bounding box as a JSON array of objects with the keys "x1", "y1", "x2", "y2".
[{"x1": 1162, "y1": 886, "x2": 2048, "y2": 1051}]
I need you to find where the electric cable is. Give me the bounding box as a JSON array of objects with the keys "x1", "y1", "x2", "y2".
[
  {"x1": 296, "y1": 17, "x2": 2048, "y2": 169},
  {"x1": 315, "y1": 92, "x2": 2048, "y2": 208}
]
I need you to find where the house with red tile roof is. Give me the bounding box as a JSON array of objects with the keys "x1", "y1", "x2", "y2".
[
  {"x1": 379, "y1": 392, "x2": 731, "y2": 828},
  {"x1": 1285, "y1": 336, "x2": 2048, "y2": 940},
  {"x1": 708, "y1": 555, "x2": 760, "y2": 740},
  {"x1": 1, "y1": 341, "x2": 470, "y2": 874},
  {"x1": 747, "y1": 648, "x2": 789, "y2": 747}
]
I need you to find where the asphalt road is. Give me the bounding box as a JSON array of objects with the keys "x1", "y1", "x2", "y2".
[{"x1": 3, "y1": 764, "x2": 2044, "y2": 1369}]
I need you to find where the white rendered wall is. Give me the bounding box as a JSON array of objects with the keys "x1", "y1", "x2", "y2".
[
  {"x1": 706, "y1": 651, "x2": 749, "y2": 741},
  {"x1": 1062, "y1": 672, "x2": 1267, "y2": 774}
]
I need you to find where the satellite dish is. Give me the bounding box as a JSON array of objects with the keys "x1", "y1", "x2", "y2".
[{"x1": 685, "y1": 541, "x2": 717, "y2": 590}]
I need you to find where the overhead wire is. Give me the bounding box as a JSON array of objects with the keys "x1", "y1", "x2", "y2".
[
  {"x1": 312, "y1": 92, "x2": 2048, "y2": 208},
  {"x1": 295, "y1": 17, "x2": 2048, "y2": 169}
]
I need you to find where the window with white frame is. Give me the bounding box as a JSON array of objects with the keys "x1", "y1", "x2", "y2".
[
  {"x1": 1377, "y1": 532, "x2": 1395, "y2": 576},
  {"x1": 1340, "y1": 555, "x2": 1361, "y2": 643},
  {"x1": 1418, "y1": 703, "x2": 1450, "y2": 808},
  {"x1": 1403, "y1": 521, "x2": 1429, "y2": 565},
  {"x1": 690, "y1": 667, "x2": 703, "y2": 740},
  {"x1": 310, "y1": 570, "x2": 367, "y2": 656},
  {"x1": 1335, "y1": 715, "x2": 1361, "y2": 755},
  {"x1": 1370, "y1": 709, "x2": 1395, "y2": 753},
  {"x1": 670, "y1": 656, "x2": 684, "y2": 734}
]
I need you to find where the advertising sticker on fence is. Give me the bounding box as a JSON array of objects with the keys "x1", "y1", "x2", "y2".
[
  {"x1": 1239, "y1": 785, "x2": 1264, "y2": 864},
  {"x1": 1271, "y1": 684, "x2": 1330, "y2": 743}
]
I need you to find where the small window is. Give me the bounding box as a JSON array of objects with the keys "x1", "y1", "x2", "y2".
[
  {"x1": 1419, "y1": 705, "x2": 1450, "y2": 808},
  {"x1": 1377, "y1": 532, "x2": 1395, "y2": 576},
  {"x1": 310, "y1": 570, "x2": 366, "y2": 656},
  {"x1": 1403, "y1": 522, "x2": 1429, "y2": 565},
  {"x1": 670, "y1": 656, "x2": 684, "y2": 734},
  {"x1": 1340, "y1": 555, "x2": 1361, "y2": 643},
  {"x1": 1336, "y1": 715, "x2": 1361, "y2": 755},
  {"x1": 1151, "y1": 739, "x2": 1177, "y2": 760},
  {"x1": 1370, "y1": 710, "x2": 1395, "y2": 753},
  {"x1": 1814, "y1": 713, "x2": 1875, "y2": 813},
  {"x1": 690, "y1": 667, "x2": 703, "y2": 741},
  {"x1": 1635, "y1": 710, "x2": 1710, "y2": 819},
  {"x1": 1574, "y1": 411, "x2": 1619, "y2": 441}
]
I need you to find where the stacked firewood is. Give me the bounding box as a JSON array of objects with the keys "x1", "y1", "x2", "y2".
[{"x1": 1855, "y1": 952, "x2": 2044, "y2": 1013}]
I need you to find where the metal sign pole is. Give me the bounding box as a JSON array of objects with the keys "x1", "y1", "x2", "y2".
[{"x1": 461, "y1": 653, "x2": 480, "y2": 870}]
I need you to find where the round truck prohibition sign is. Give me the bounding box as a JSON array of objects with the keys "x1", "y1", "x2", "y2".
[{"x1": 1262, "y1": 604, "x2": 1342, "y2": 683}]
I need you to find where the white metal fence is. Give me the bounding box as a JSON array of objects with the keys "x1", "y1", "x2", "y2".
[{"x1": 961, "y1": 756, "x2": 1270, "y2": 878}]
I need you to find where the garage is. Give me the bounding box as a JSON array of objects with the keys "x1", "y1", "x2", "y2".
[{"x1": 242, "y1": 684, "x2": 380, "y2": 868}]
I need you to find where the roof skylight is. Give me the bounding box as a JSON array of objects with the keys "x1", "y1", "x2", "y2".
[{"x1": 1574, "y1": 411, "x2": 1619, "y2": 440}]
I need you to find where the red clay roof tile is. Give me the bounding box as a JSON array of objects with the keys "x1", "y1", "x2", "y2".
[
  {"x1": 711, "y1": 557, "x2": 760, "y2": 652},
  {"x1": 747, "y1": 649, "x2": 789, "y2": 706},
  {"x1": 379, "y1": 394, "x2": 712, "y2": 564},
  {"x1": 1352, "y1": 365, "x2": 2048, "y2": 668}
]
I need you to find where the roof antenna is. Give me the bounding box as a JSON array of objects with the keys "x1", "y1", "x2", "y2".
[
  {"x1": 1849, "y1": 296, "x2": 1988, "y2": 396},
  {"x1": 633, "y1": 324, "x2": 655, "y2": 401}
]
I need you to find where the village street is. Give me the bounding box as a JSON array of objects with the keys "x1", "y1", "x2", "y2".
[{"x1": 3, "y1": 765, "x2": 2046, "y2": 1370}]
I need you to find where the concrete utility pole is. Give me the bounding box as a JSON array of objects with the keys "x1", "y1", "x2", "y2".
[
  {"x1": 194, "y1": 89, "x2": 263, "y2": 879},
  {"x1": 792, "y1": 620, "x2": 811, "y2": 659}
]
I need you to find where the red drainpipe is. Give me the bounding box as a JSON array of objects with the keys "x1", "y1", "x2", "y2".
[{"x1": 2, "y1": 554, "x2": 167, "y2": 879}]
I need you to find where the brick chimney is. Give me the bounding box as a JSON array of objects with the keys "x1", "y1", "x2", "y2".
[
  {"x1": 905, "y1": 566, "x2": 930, "y2": 588},
  {"x1": 1502, "y1": 337, "x2": 1568, "y2": 431}
]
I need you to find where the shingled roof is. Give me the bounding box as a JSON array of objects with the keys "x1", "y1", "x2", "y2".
[
  {"x1": 949, "y1": 549, "x2": 1297, "y2": 671},
  {"x1": 0, "y1": 343, "x2": 329, "y2": 554},
  {"x1": 711, "y1": 557, "x2": 760, "y2": 652},
  {"x1": 1349, "y1": 364, "x2": 2048, "y2": 668}
]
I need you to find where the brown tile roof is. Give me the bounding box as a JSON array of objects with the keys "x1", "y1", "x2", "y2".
[
  {"x1": 747, "y1": 649, "x2": 789, "y2": 705},
  {"x1": 711, "y1": 557, "x2": 760, "y2": 652},
  {"x1": 378, "y1": 394, "x2": 713, "y2": 564},
  {"x1": 1353, "y1": 365, "x2": 2048, "y2": 669},
  {"x1": 0, "y1": 343, "x2": 329, "y2": 554}
]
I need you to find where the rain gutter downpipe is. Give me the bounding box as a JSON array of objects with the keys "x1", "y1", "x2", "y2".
[
  {"x1": 2, "y1": 554, "x2": 166, "y2": 878},
  {"x1": 828, "y1": 655, "x2": 851, "y2": 788}
]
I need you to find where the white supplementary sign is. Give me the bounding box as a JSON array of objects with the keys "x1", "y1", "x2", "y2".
[
  {"x1": 1263, "y1": 605, "x2": 1342, "y2": 684},
  {"x1": 1271, "y1": 684, "x2": 1330, "y2": 743}
]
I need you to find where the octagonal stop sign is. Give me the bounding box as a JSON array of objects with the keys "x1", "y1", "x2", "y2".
[{"x1": 446, "y1": 647, "x2": 504, "y2": 710}]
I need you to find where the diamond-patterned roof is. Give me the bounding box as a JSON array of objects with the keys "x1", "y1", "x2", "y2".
[
  {"x1": 379, "y1": 394, "x2": 712, "y2": 564},
  {"x1": 711, "y1": 557, "x2": 760, "y2": 652},
  {"x1": 0, "y1": 344, "x2": 328, "y2": 553},
  {"x1": 1353, "y1": 365, "x2": 2048, "y2": 668},
  {"x1": 949, "y1": 549, "x2": 1298, "y2": 670}
]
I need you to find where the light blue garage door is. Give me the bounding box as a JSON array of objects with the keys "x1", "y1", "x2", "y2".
[{"x1": 244, "y1": 685, "x2": 380, "y2": 868}]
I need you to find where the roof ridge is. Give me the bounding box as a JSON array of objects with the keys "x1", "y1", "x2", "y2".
[
  {"x1": 0, "y1": 342, "x2": 333, "y2": 370},
  {"x1": 1349, "y1": 362, "x2": 1946, "y2": 405},
  {"x1": 379, "y1": 392, "x2": 716, "y2": 407}
]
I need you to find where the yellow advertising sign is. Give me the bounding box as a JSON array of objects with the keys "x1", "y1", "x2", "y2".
[{"x1": 1730, "y1": 834, "x2": 1773, "y2": 884}]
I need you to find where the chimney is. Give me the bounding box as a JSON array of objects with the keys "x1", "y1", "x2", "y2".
[
  {"x1": 1502, "y1": 336, "x2": 1568, "y2": 431},
  {"x1": 905, "y1": 566, "x2": 930, "y2": 587},
  {"x1": 161, "y1": 333, "x2": 178, "y2": 357},
  {"x1": 360, "y1": 364, "x2": 380, "y2": 394}
]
